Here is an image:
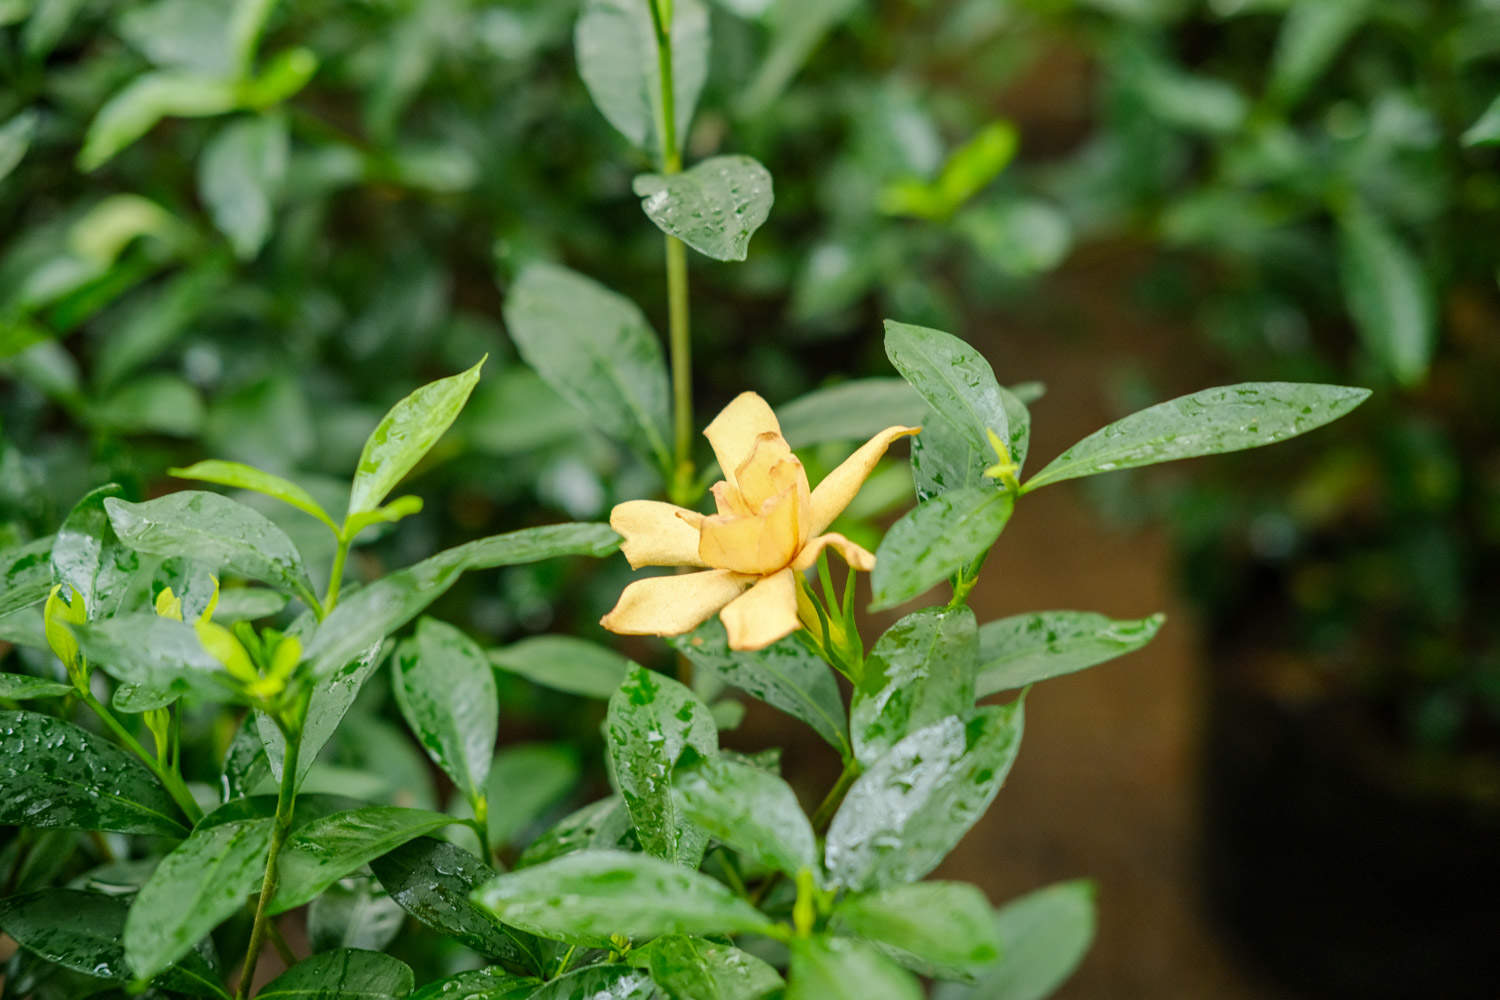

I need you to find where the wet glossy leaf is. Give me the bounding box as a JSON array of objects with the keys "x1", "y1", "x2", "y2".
[
  {"x1": 0, "y1": 710, "x2": 187, "y2": 837},
  {"x1": 221, "y1": 714, "x2": 271, "y2": 801},
  {"x1": 271, "y1": 805, "x2": 456, "y2": 913},
  {"x1": 303, "y1": 523, "x2": 617, "y2": 679},
  {"x1": 787, "y1": 936, "x2": 922, "y2": 1000},
  {"x1": 628, "y1": 936, "x2": 783, "y2": 1000},
  {"x1": 408, "y1": 968, "x2": 540, "y2": 1000},
  {"x1": 606, "y1": 665, "x2": 718, "y2": 863},
  {"x1": 516, "y1": 796, "x2": 637, "y2": 869},
  {"x1": 1338, "y1": 204, "x2": 1434, "y2": 388},
  {"x1": 489, "y1": 635, "x2": 635, "y2": 699},
  {"x1": 257, "y1": 949, "x2": 413, "y2": 1000},
  {"x1": 71, "y1": 614, "x2": 235, "y2": 701},
  {"x1": 933, "y1": 881, "x2": 1096, "y2": 1000},
  {"x1": 1023, "y1": 383, "x2": 1371, "y2": 491},
  {"x1": 199, "y1": 113, "x2": 287, "y2": 260},
  {"x1": 485, "y1": 743, "x2": 580, "y2": 848},
  {"x1": 670, "y1": 619, "x2": 848, "y2": 756},
  {"x1": 529, "y1": 965, "x2": 656, "y2": 1000},
  {"x1": 77, "y1": 72, "x2": 238, "y2": 171},
  {"x1": 673, "y1": 755, "x2": 817, "y2": 879},
  {"x1": 0, "y1": 537, "x2": 53, "y2": 617},
  {"x1": 393, "y1": 617, "x2": 497, "y2": 805},
  {"x1": 777, "y1": 378, "x2": 927, "y2": 450},
  {"x1": 976, "y1": 611, "x2": 1164, "y2": 696},
  {"x1": 347, "y1": 358, "x2": 485, "y2": 518},
  {"x1": 870, "y1": 487, "x2": 1015, "y2": 611},
  {"x1": 826, "y1": 703, "x2": 1024, "y2": 891},
  {"x1": 170, "y1": 460, "x2": 337, "y2": 532},
  {"x1": 472, "y1": 849, "x2": 773, "y2": 947},
  {"x1": 105, "y1": 492, "x2": 316, "y2": 606},
  {"x1": 852, "y1": 607, "x2": 978, "y2": 765},
  {"x1": 213, "y1": 586, "x2": 288, "y2": 621},
  {"x1": 502, "y1": 262, "x2": 671, "y2": 473},
  {"x1": 884, "y1": 321, "x2": 1029, "y2": 472},
  {"x1": 50, "y1": 484, "x2": 139, "y2": 619},
  {"x1": 574, "y1": 0, "x2": 707, "y2": 158},
  {"x1": 0, "y1": 673, "x2": 75, "y2": 699},
  {"x1": 0, "y1": 889, "x2": 225, "y2": 998},
  {"x1": 125, "y1": 813, "x2": 274, "y2": 979},
  {"x1": 261, "y1": 640, "x2": 384, "y2": 786},
  {"x1": 307, "y1": 876, "x2": 406, "y2": 953},
  {"x1": 909, "y1": 415, "x2": 991, "y2": 505},
  {"x1": 832, "y1": 881, "x2": 1001, "y2": 977},
  {"x1": 634, "y1": 156, "x2": 774, "y2": 262},
  {"x1": 370, "y1": 837, "x2": 545, "y2": 972}
]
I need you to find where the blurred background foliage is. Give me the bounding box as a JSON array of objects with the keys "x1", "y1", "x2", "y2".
[{"x1": 3, "y1": 0, "x2": 1499, "y2": 994}]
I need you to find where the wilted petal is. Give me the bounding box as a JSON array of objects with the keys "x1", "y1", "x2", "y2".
[
  {"x1": 699, "y1": 486, "x2": 802, "y2": 575},
  {"x1": 711, "y1": 481, "x2": 752, "y2": 518},
  {"x1": 610, "y1": 500, "x2": 705, "y2": 569},
  {"x1": 601, "y1": 569, "x2": 747, "y2": 637},
  {"x1": 704, "y1": 392, "x2": 781, "y2": 490},
  {"x1": 792, "y1": 532, "x2": 876, "y2": 572},
  {"x1": 720, "y1": 567, "x2": 799, "y2": 651},
  {"x1": 808, "y1": 425, "x2": 920, "y2": 534},
  {"x1": 734, "y1": 432, "x2": 811, "y2": 514}
]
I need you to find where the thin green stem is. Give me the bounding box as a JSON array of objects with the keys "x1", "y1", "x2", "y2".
[
  {"x1": 80, "y1": 692, "x2": 202, "y2": 824},
  {"x1": 236, "y1": 719, "x2": 302, "y2": 1000},
  {"x1": 323, "y1": 535, "x2": 352, "y2": 614},
  {"x1": 810, "y1": 760, "x2": 860, "y2": 835},
  {"x1": 468, "y1": 799, "x2": 493, "y2": 864}
]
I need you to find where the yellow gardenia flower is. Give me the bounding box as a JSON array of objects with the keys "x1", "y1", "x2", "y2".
[{"x1": 601, "y1": 391, "x2": 918, "y2": 651}]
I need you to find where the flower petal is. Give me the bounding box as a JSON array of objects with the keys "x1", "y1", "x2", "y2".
[
  {"x1": 734, "y1": 432, "x2": 811, "y2": 514},
  {"x1": 809, "y1": 425, "x2": 920, "y2": 535},
  {"x1": 704, "y1": 392, "x2": 781, "y2": 490},
  {"x1": 610, "y1": 500, "x2": 705, "y2": 569},
  {"x1": 711, "y1": 481, "x2": 752, "y2": 518},
  {"x1": 698, "y1": 486, "x2": 802, "y2": 575},
  {"x1": 720, "y1": 567, "x2": 799, "y2": 651},
  {"x1": 600, "y1": 569, "x2": 747, "y2": 637},
  {"x1": 792, "y1": 532, "x2": 876, "y2": 572}
]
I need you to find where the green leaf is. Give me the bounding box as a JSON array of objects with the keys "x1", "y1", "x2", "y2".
[
  {"x1": 95, "y1": 262, "x2": 228, "y2": 391},
  {"x1": 0, "y1": 710, "x2": 188, "y2": 837},
  {"x1": 0, "y1": 536, "x2": 53, "y2": 617},
  {"x1": 393, "y1": 617, "x2": 497, "y2": 806},
  {"x1": 91, "y1": 373, "x2": 205, "y2": 436},
  {"x1": 199, "y1": 113, "x2": 287, "y2": 260},
  {"x1": 257, "y1": 949, "x2": 414, "y2": 1000},
  {"x1": 0, "y1": 108, "x2": 39, "y2": 184},
  {"x1": 634, "y1": 156, "x2": 774, "y2": 262},
  {"x1": 307, "y1": 877, "x2": 406, "y2": 955},
  {"x1": 670, "y1": 619, "x2": 848, "y2": 757},
  {"x1": 826, "y1": 704, "x2": 1024, "y2": 892},
  {"x1": 673, "y1": 755, "x2": 817, "y2": 879},
  {"x1": 787, "y1": 936, "x2": 922, "y2": 1000},
  {"x1": 51, "y1": 484, "x2": 141, "y2": 618},
  {"x1": 884, "y1": 321, "x2": 1029, "y2": 472},
  {"x1": 606, "y1": 665, "x2": 717, "y2": 863},
  {"x1": 909, "y1": 412, "x2": 989, "y2": 504},
  {"x1": 261, "y1": 640, "x2": 384, "y2": 786},
  {"x1": 933, "y1": 881, "x2": 1096, "y2": 1000},
  {"x1": 529, "y1": 966, "x2": 656, "y2": 1000},
  {"x1": 270, "y1": 805, "x2": 456, "y2": 913},
  {"x1": 409, "y1": 968, "x2": 540, "y2": 1000},
  {"x1": 471, "y1": 849, "x2": 774, "y2": 947},
  {"x1": 170, "y1": 459, "x2": 337, "y2": 532},
  {"x1": 502, "y1": 262, "x2": 671, "y2": 473},
  {"x1": 574, "y1": 0, "x2": 708, "y2": 158},
  {"x1": 1023, "y1": 382, "x2": 1372, "y2": 492},
  {"x1": 832, "y1": 882, "x2": 1000, "y2": 978},
  {"x1": 515, "y1": 797, "x2": 637, "y2": 869},
  {"x1": 303, "y1": 523, "x2": 617, "y2": 679},
  {"x1": 370, "y1": 837, "x2": 545, "y2": 973},
  {"x1": 125, "y1": 814, "x2": 274, "y2": 979},
  {"x1": 485, "y1": 743, "x2": 580, "y2": 848},
  {"x1": 78, "y1": 72, "x2": 239, "y2": 171},
  {"x1": 628, "y1": 936, "x2": 783, "y2": 1000},
  {"x1": 777, "y1": 378, "x2": 927, "y2": 450},
  {"x1": 977, "y1": 611, "x2": 1164, "y2": 697},
  {"x1": 0, "y1": 673, "x2": 75, "y2": 699},
  {"x1": 852, "y1": 607, "x2": 977, "y2": 765},
  {"x1": 347, "y1": 358, "x2": 485, "y2": 518},
  {"x1": 489, "y1": 635, "x2": 636, "y2": 699},
  {"x1": 105, "y1": 492, "x2": 316, "y2": 606},
  {"x1": 71, "y1": 613, "x2": 236, "y2": 701},
  {"x1": 880, "y1": 122, "x2": 1017, "y2": 221},
  {"x1": 870, "y1": 487, "x2": 1015, "y2": 611},
  {"x1": 0, "y1": 889, "x2": 225, "y2": 998},
  {"x1": 1338, "y1": 203, "x2": 1434, "y2": 388},
  {"x1": 1462, "y1": 94, "x2": 1500, "y2": 146},
  {"x1": 1268, "y1": 0, "x2": 1371, "y2": 108}
]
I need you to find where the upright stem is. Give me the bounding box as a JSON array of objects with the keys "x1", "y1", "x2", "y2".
[
  {"x1": 236, "y1": 719, "x2": 302, "y2": 1000},
  {"x1": 323, "y1": 535, "x2": 351, "y2": 614},
  {"x1": 811, "y1": 760, "x2": 860, "y2": 834},
  {"x1": 80, "y1": 692, "x2": 202, "y2": 824}
]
